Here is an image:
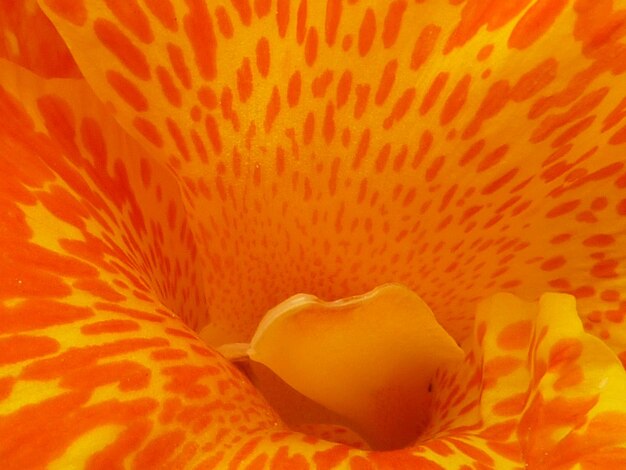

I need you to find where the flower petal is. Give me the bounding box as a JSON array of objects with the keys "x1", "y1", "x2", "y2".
[
  {"x1": 423, "y1": 292, "x2": 626, "y2": 467},
  {"x1": 245, "y1": 284, "x2": 463, "y2": 449},
  {"x1": 2, "y1": 58, "x2": 624, "y2": 466},
  {"x1": 38, "y1": 1, "x2": 626, "y2": 358},
  {"x1": 0, "y1": 59, "x2": 281, "y2": 468},
  {"x1": 0, "y1": 0, "x2": 80, "y2": 77}
]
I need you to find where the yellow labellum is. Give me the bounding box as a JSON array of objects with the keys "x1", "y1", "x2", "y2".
[{"x1": 217, "y1": 284, "x2": 463, "y2": 449}]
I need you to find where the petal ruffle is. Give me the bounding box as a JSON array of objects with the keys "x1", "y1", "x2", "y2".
[
  {"x1": 422, "y1": 292, "x2": 626, "y2": 468},
  {"x1": 243, "y1": 284, "x2": 463, "y2": 450}
]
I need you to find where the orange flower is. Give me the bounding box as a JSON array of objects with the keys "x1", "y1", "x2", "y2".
[{"x1": 1, "y1": 0, "x2": 626, "y2": 468}]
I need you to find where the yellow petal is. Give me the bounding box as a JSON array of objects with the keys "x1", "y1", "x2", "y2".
[
  {"x1": 246, "y1": 284, "x2": 463, "y2": 449},
  {"x1": 422, "y1": 292, "x2": 626, "y2": 468}
]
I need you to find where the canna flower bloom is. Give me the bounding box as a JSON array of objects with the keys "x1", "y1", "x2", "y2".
[{"x1": 2, "y1": 0, "x2": 626, "y2": 467}]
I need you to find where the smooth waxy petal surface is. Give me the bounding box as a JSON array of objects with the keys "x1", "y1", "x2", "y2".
[
  {"x1": 0, "y1": 0, "x2": 80, "y2": 78},
  {"x1": 422, "y1": 292, "x2": 626, "y2": 468},
  {"x1": 1, "y1": 0, "x2": 626, "y2": 468},
  {"x1": 0, "y1": 59, "x2": 281, "y2": 469},
  {"x1": 35, "y1": 0, "x2": 626, "y2": 359},
  {"x1": 247, "y1": 284, "x2": 463, "y2": 449}
]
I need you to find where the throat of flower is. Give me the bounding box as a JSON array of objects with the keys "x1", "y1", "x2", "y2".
[{"x1": 204, "y1": 284, "x2": 464, "y2": 450}]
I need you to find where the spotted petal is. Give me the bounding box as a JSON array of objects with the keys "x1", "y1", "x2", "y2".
[
  {"x1": 37, "y1": 0, "x2": 626, "y2": 360},
  {"x1": 422, "y1": 292, "x2": 626, "y2": 468},
  {"x1": 2, "y1": 0, "x2": 626, "y2": 467},
  {"x1": 0, "y1": 59, "x2": 281, "y2": 469},
  {"x1": 0, "y1": 0, "x2": 80, "y2": 77}
]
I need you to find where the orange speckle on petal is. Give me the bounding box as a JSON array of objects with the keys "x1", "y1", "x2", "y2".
[
  {"x1": 93, "y1": 19, "x2": 150, "y2": 80},
  {"x1": 508, "y1": 0, "x2": 568, "y2": 50},
  {"x1": 358, "y1": 9, "x2": 376, "y2": 56}
]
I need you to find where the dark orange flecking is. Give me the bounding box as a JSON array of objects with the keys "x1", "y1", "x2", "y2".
[{"x1": 1, "y1": 0, "x2": 626, "y2": 468}]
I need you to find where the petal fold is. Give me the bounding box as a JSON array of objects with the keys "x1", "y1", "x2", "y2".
[
  {"x1": 246, "y1": 284, "x2": 463, "y2": 450},
  {"x1": 0, "y1": 59, "x2": 279, "y2": 468}
]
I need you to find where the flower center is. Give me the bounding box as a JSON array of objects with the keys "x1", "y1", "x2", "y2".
[{"x1": 203, "y1": 284, "x2": 464, "y2": 450}]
